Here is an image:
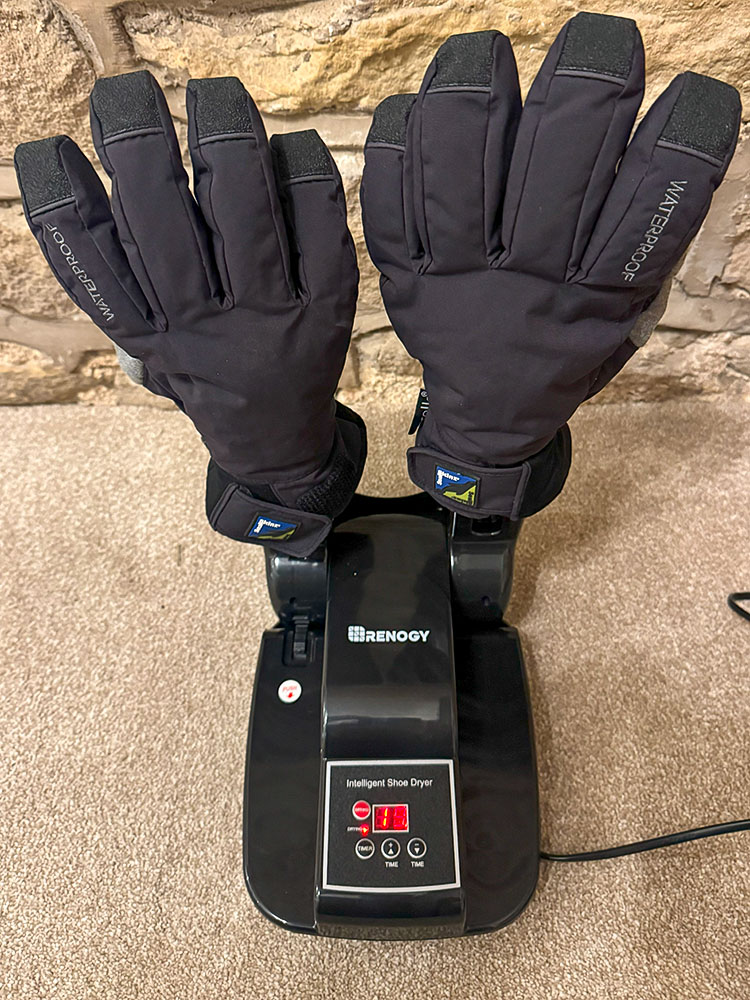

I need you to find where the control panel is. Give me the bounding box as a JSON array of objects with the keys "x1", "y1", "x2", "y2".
[{"x1": 321, "y1": 760, "x2": 460, "y2": 893}]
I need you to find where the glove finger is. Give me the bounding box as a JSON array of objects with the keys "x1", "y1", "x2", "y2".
[
  {"x1": 578, "y1": 72, "x2": 741, "y2": 289},
  {"x1": 361, "y1": 94, "x2": 416, "y2": 275},
  {"x1": 14, "y1": 135, "x2": 155, "y2": 351},
  {"x1": 269, "y1": 130, "x2": 358, "y2": 306},
  {"x1": 90, "y1": 70, "x2": 217, "y2": 322},
  {"x1": 501, "y1": 12, "x2": 644, "y2": 281},
  {"x1": 407, "y1": 31, "x2": 521, "y2": 273},
  {"x1": 186, "y1": 77, "x2": 294, "y2": 309}
]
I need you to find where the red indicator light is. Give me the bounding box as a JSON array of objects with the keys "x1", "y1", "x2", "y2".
[
  {"x1": 359, "y1": 824, "x2": 370, "y2": 836},
  {"x1": 373, "y1": 804, "x2": 409, "y2": 832}
]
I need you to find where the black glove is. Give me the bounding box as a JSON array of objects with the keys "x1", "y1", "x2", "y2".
[
  {"x1": 15, "y1": 72, "x2": 365, "y2": 557},
  {"x1": 361, "y1": 12, "x2": 740, "y2": 518}
]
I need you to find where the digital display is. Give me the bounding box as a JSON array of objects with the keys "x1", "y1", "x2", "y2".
[{"x1": 373, "y1": 804, "x2": 409, "y2": 832}]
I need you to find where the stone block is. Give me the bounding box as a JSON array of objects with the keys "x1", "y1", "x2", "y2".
[{"x1": 1, "y1": 0, "x2": 95, "y2": 160}]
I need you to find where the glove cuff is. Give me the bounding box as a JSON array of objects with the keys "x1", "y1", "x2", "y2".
[
  {"x1": 207, "y1": 485, "x2": 332, "y2": 558},
  {"x1": 407, "y1": 426, "x2": 571, "y2": 520},
  {"x1": 206, "y1": 404, "x2": 367, "y2": 558}
]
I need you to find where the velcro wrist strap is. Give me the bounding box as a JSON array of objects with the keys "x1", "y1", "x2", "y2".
[
  {"x1": 208, "y1": 485, "x2": 331, "y2": 558},
  {"x1": 407, "y1": 447, "x2": 531, "y2": 519}
]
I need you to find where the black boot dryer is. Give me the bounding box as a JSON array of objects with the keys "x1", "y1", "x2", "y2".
[{"x1": 243, "y1": 495, "x2": 538, "y2": 939}]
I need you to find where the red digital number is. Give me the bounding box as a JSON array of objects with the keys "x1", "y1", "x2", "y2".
[{"x1": 373, "y1": 804, "x2": 409, "y2": 832}]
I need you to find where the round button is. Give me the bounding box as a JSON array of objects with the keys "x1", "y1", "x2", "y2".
[
  {"x1": 381, "y1": 838, "x2": 400, "y2": 859},
  {"x1": 277, "y1": 679, "x2": 301, "y2": 703},
  {"x1": 407, "y1": 837, "x2": 427, "y2": 859},
  {"x1": 352, "y1": 800, "x2": 371, "y2": 821},
  {"x1": 355, "y1": 839, "x2": 375, "y2": 860}
]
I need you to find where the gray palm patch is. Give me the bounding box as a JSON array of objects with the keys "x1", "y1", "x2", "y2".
[{"x1": 114, "y1": 344, "x2": 145, "y2": 385}]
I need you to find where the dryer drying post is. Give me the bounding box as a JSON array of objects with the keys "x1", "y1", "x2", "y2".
[{"x1": 448, "y1": 512, "x2": 539, "y2": 933}]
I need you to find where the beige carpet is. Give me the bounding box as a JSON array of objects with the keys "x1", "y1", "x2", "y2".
[{"x1": 1, "y1": 393, "x2": 748, "y2": 1000}]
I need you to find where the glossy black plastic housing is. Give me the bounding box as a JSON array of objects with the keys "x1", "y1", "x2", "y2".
[
  {"x1": 323, "y1": 514, "x2": 457, "y2": 761},
  {"x1": 243, "y1": 494, "x2": 538, "y2": 939},
  {"x1": 317, "y1": 514, "x2": 464, "y2": 937}
]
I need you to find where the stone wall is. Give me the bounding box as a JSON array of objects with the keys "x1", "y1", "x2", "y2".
[{"x1": 1, "y1": 0, "x2": 748, "y2": 407}]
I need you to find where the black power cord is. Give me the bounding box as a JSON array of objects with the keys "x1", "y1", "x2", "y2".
[
  {"x1": 541, "y1": 819, "x2": 750, "y2": 862},
  {"x1": 728, "y1": 592, "x2": 750, "y2": 623},
  {"x1": 544, "y1": 595, "x2": 750, "y2": 862}
]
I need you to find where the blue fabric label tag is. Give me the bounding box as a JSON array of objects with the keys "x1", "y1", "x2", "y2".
[
  {"x1": 248, "y1": 514, "x2": 299, "y2": 541},
  {"x1": 434, "y1": 466, "x2": 478, "y2": 506}
]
